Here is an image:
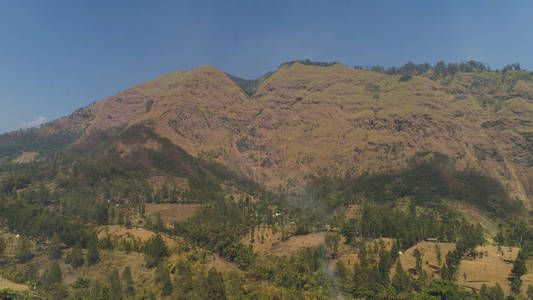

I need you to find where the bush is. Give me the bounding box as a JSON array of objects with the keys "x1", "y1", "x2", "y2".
[
  {"x1": 143, "y1": 234, "x2": 168, "y2": 268},
  {"x1": 65, "y1": 243, "x2": 84, "y2": 268},
  {"x1": 399, "y1": 74, "x2": 412, "y2": 82}
]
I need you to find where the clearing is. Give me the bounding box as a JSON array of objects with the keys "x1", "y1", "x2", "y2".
[
  {"x1": 398, "y1": 241, "x2": 521, "y2": 294},
  {"x1": 12, "y1": 152, "x2": 38, "y2": 163},
  {"x1": 241, "y1": 227, "x2": 326, "y2": 257},
  {"x1": 0, "y1": 275, "x2": 29, "y2": 292},
  {"x1": 145, "y1": 203, "x2": 199, "y2": 223}
]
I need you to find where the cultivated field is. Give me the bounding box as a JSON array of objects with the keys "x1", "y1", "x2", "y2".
[
  {"x1": 457, "y1": 245, "x2": 519, "y2": 294},
  {"x1": 98, "y1": 225, "x2": 156, "y2": 242},
  {"x1": 145, "y1": 203, "x2": 199, "y2": 223},
  {"x1": 396, "y1": 241, "x2": 456, "y2": 280},
  {"x1": 12, "y1": 152, "x2": 38, "y2": 163},
  {"x1": 241, "y1": 227, "x2": 326, "y2": 257},
  {"x1": 270, "y1": 233, "x2": 326, "y2": 257},
  {"x1": 398, "y1": 241, "x2": 522, "y2": 294}
]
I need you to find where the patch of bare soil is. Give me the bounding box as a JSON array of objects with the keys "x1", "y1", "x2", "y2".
[
  {"x1": 98, "y1": 225, "x2": 155, "y2": 242},
  {"x1": 242, "y1": 227, "x2": 327, "y2": 257},
  {"x1": 205, "y1": 254, "x2": 241, "y2": 273},
  {"x1": 12, "y1": 152, "x2": 38, "y2": 163},
  {"x1": 30, "y1": 250, "x2": 154, "y2": 288},
  {"x1": 457, "y1": 245, "x2": 519, "y2": 294},
  {"x1": 333, "y1": 238, "x2": 396, "y2": 270},
  {"x1": 145, "y1": 203, "x2": 199, "y2": 223},
  {"x1": 241, "y1": 227, "x2": 283, "y2": 255},
  {"x1": 270, "y1": 233, "x2": 326, "y2": 257},
  {"x1": 147, "y1": 176, "x2": 189, "y2": 191},
  {"x1": 396, "y1": 241, "x2": 456, "y2": 280},
  {"x1": 398, "y1": 242, "x2": 522, "y2": 295},
  {"x1": 0, "y1": 275, "x2": 29, "y2": 292}
]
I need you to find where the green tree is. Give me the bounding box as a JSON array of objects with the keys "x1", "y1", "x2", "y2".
[
  {"x1": 66, "y1": 242, "x2": 84, "y2": 268},
  {"x1": 325, "y1": 232, "x2": 341, "y2": 258},
  {"x1": 510, "y1": 250, "x2": 527, "y2": 294},
  {"x1": 109, "y1": 268, "x2": 122, "y2": 300},
  {"x1": 413, "y1": 249, "x2": 423, "y2": 275},
  {"x1": 527, "y1": 284, "x2": 533, "y2": 300},
  {"x1": 512, "y1": 251, "x2": 527, "y2": 278},
  {"x1": 335, "y1": 260, "x2": 349, "y2": 285},
  {"x1": 122, "y1": 266, "x2": 134, "y2": 297},
  {"x1": 143, "y1": 234, "x2": 168, "y2": 268},
  {"x1": 140, "y1": 200, "x2": 146, "y2": 217},
  {"x1": 86, "y1": 234, "x2": 99, "y2": 266},
  {"x1": 436, "y1": 244, "x2": 442, "y2": 266},
  {"x1": 175, "y1": 260, "x2": 195, "y2": 298},
  {"x1": 224, "y1": 270, "x2": 245, "y2": 299},
  {"x1": 490, "y1": 283, "x2": 505, "y2": 300},
  {"x1": 154, "y1": 213, "x2": 165, "y2": 231},
  {"x1": 206, "y1": 267, "x2": 226, "y2": 300},
  {"x1": 22, "y1": 263, "x2": 39, "y2": 282},
  {"x1": 392, "y1": 261, "x2": 411, "y2": 292},
  {"x1": 41, "y1": 262, "x2": 62, "y2": 288},
  {"x1": 155, "y1": 263, "x2": 172, "y2": 296},
  {"x1": 377, "y1": 248, "x2": 392, "y2": 285},
  {"x1": 47, "y1": 234, "x2": 62, "y2": 260},
  {"x1": 0, "y1": 236, "x2": 6, "y2": 255},
  {"x1": 15, "y1": 235, "x2": 33, "y2": 263},
  {"x1": 145, "y1": 99, "x2": 153, "y2": 113},
  {"x1": 71, "y1": 277, "x2": 91, "y2": 299}
]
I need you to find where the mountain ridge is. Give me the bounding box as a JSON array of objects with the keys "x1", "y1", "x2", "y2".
[{"x1": 2, "y1": 62, "x2": 532, "y2": 208}]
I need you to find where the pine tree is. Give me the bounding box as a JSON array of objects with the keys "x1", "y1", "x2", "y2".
[
  {"x1": 391, "y1": 239, "x2": 400, "y2": 262},
  {"x1": 155, "y1": 263, "x2": 172, "y2": 296},
  {"x1": 206, "y1": 267, "x2": 226, "y2": 300},
  {"x1": 41, "y1": 262, "x2": 62, "y2": 288},
  {"x1": 512, "y1": 251, "x2": 527, "y2": 278},
  {"x1": 22, "y1": 263, "x2": 39, "y2": 282},
  {"x1": 377, "y1": 248, "x2": 392, "y2": 285},
  {"x1": 0, "y1": 236, "x2": 6, "y2": 255},
  {"x1": 140, "y1": 200, "x2": 145, "y2": 217},
  {"x1": 122, "y1": 266, "x2": 134, "y2": 296},
  {"x1": 66, "y1": 242, "x2": 84, "y2": 268},
  {"x1": 144, "y1": 234, "x2": 169, "y2": 268},
  {"x1": 491, "y1": 283, "x2": 504, "y2": 300},
  {"x1": 47, "y1": 233, "x2": 62, "y2": 260},
  {"x1": 325, "y1": 232, "x2": 341, "y2": 258},
  {"x1": 527, "y1": 284, "x2": 533, "y2": 300},
  {"x1": 435, "y1": 244, "x2": 442, "y2": 266},
  {"x1": 16, "y1": 235, "x2": 33, "y2": 263},
  {"x1": 154, "y1": 213, "x2": 165, "y2": 231},
  {"x1": 510, "y1": 250, "x2": 527, "y2": 294},
  {"x1": 116, "y1": 210, "x2": 124, "y2": 225},
  {"x1": 109, "y1": 268, "x2": 122, "y2": 300},
  {"x1": 86, "y1": 234, "x2": 100, "y2": 266},
  {"x1": 392, "y1": 261, "x2": 411, "y2": 292},
  {"x1": 413, "y1": 249, "x2": 423, "y2": 275}
]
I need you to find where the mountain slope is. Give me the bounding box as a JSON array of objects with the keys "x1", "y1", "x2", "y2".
[{"x1": 2, "y1": 62, "x2": 532, "y2": 208}]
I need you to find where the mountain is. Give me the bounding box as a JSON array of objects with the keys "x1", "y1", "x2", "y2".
[
  {"x1": 3, "y1": 61, "x2": 533, "y2": 299},
  {"x1": 3, "y1": 62, "x2": 532, "y2": 208}
]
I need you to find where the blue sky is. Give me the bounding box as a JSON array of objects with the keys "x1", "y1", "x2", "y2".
[{"x1": 1, "y1": 0, "x2": 532, "y2": 133}]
